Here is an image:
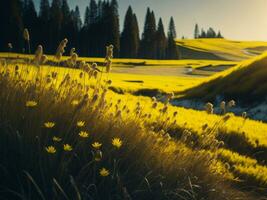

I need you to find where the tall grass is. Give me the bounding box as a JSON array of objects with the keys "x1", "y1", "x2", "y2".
[{"x1": 0, "y1": 50, "x2": 256, "y2": 199}]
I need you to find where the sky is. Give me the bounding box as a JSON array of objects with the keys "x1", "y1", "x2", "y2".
[{"x1": 33, "y1": 0, "x2": 267, "y2": 41}]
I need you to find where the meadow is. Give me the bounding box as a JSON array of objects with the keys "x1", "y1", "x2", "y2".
[
  {"x1": 1, "y1": 39, "x2": 267, "y2": 199},
  {"x1": 0, "y1": 52, "x2": 237, "y2": 95}
]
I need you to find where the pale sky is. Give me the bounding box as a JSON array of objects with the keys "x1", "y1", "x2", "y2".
[{"x1": 33, "y1": 0, "x2": 267, "y2": 41}]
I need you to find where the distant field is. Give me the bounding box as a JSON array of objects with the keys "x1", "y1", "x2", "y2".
[
  {"x1": 177, "y1": 39, "x2": 267, "y2": 61},
  {"x1": 0, "y1": 52, "x2": 236, "y2": 94},
  {"x1": 0, "y1": 52, "x2": 237, "y2": 69},
  {"x1": 2, "y1": 39, "x2": 267, "y2": 101},
  {"x1": 2, "y1": 38, "x2": 267, "y2": 97}
]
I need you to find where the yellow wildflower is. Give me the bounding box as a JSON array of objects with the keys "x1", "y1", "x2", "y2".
[
  {"x1": 53, "y1": 136, "x2": 62, "y2": 142},
  {"x1": 63, "y1": 144, "x2": 73, "y2": 152},
  {"x1": 26, "y1": 101, "x2": 37, "y2": 107},
  {"x1": 112, "y1": 138, "x2": 122, "y2": 149},
  {"x1": 44, "y1": 122, "x2": 55, "y2": 128},
  {"x1": 77, "y1": 121, "x2": 85, "y2": 127},
  {"x1": 79, "y1": 131, "x2": 89, "y2": 138},
  {"x1": 92, "y1": 142, "x2": 102, "y2": 149},
  {"x1": 45, "y1": 146, "x2": 56, "y2": 154},
  {"x1": 99, "y1": 168, "x2": 110, "y2": 177}
]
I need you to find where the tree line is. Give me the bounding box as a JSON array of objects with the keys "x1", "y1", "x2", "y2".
[
  {"x1": 194, "y1": 24, "x2": 223, "y2": 39},
  {"x1": 1, "y1": 0, "x2": 196, "y2": 59}
]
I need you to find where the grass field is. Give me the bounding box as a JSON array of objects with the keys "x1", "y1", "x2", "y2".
[
  {"x1": 1, "y1": 54, "x2": 267, "y2": 199},
  {"x1": 0, "y1": 52, "x2": 236, "y2": 95},
  {"x1": 1, "y1": 38, "x2": 267, "y2": 199},
  {"x1": 0, "y1": 52, "x2": 237, "y2": 68}
]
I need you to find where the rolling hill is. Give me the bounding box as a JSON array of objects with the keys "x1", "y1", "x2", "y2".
[
  {"x1": 178, "y1": 52, "x2": 267, "y2": 121},
  {"x1": 182, "y1": 52, "x2": 267, "y2": 102},
  {"x1": 177, "y1": 39, "x2": 267, "y2": 61}
]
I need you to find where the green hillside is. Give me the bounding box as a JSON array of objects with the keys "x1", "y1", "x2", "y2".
[
  {"x1": 177, "y1": 39, "x2": 267, "y2": 61},
  {"x1": 181, "y1": 52, "x2": 267, "y2": 103}
]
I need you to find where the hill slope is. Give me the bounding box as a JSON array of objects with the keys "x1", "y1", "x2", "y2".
[
  {"x1": 181, "y1": 52, "x2": 267, "y2": 103},
  {"x1": 177, "y1": 39, "x2": 267, "y2": 61}
]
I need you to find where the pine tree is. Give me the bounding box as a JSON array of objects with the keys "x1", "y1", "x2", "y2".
[
  {"x1": 166, "y1": 17, "x2": 179, "y2": 59},
  {"x1": 0, "y1": 0, "x2": 24, "y2": 51},
  {"x1": 217, "y1": 31, "x2": 223, "y2": 38},
  {"x1": 23, "y1": 0, "x2": 38, "y2": 53},
  {"x1": 156, "y1": 18, "x2": 167, "y2": 59},
  {"x1": 200, "y1": 28, "x2": 206, "y2": 38},
  {"x1": 207, "y1": 27, "x2": 216, "y2": 38},
  {"x1": 79, "y1": 5, "x2": 90, "y2": 56},
  {"x1": 61, "y1": 0, "x2": 71, "y2": 50},
  {"x1": 194, "y1": 23, "x2": 200, "y2": 39},
  {"x1": 23, "y1": 0, "x2": 38, "y2": 26},
  {"x1": 73, "y1": 6, "x2": 82, "y2": 52},
  {"x1": 61, "y1": 0, "x2": 70, "y2": 20},
  {"x1": 74, "y1": 6, "x2": 82, "y2": 31},
  {"x1": 49, "y1": 0, "x2": 63, "y2": 52},
  {"x1": 97, "y1": 1, "x2": 109, "y2": 56},
  {"x1": 89, "y1": 0, "x2": 98, "y2": 25},
  {"x1": 108, "y1": 0, "x2": 120, "y2": 56},
  {"x1": 97, "y1": 0, "x2": 104, "y2": 21},
  {"x1": 168, "y1": 17, "x2": 176, "y2": 38},
  {"x1": 139, "y1": 8, "x2": 157, "y2": 59},
  {"x1": 132, "y1": 14, "x2": 140, "y2": 57},
  {"x1": 84, "y1": 6, "x2": 90, "y2": 28},
  {"x1": 120, "y1": 6, "x2": 140, "y2": 58},
  {"x1": 120, "y1": 6, "x2": 133, "y2": 58},
  {"x1": 38, "y1": 0, "x2": 50, "y2": 50},
  {"x1": 88, "y1": 0, "x2": 99, "y2": 56},
  {"x1": 39, "y1": 0, "x2": 50, "y2": 21}
]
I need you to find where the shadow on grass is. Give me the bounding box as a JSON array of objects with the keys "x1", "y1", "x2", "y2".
[{"x1": 217, "y1": 131, "x2": 267, "y2": 165}]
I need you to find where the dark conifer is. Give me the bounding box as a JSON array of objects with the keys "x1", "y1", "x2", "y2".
[
  {"x1": 217, "y1": 31, "x2": 223, "y2": 38},
  {"x1": 139, "y1": 8, "x2": 157, "y2": 59},
  {"x1": 156, "y1": 18, "x2": 167, "y2": 59},
  {"x1": 109, "y1": 0, "x2": 120, "y2": 56},
  {"x1": 38, "y1": 0, "x2": 50, "y2": 50},
  {"x1": 0, "y1": 0, "x2": 24, "y2": 51},
  {"x1": 49, "y1": 0, "x2": 63, "y2": 52},
  {"x1": 166, "y1": 17, "x2": 179, "y2": 59},
  {"x1": 23, "y1": 0, "x2": 38, "y2": 52},
  {"x1": 194, "y1": 23, "x2": 200, "y2": 39},
  {"x1": 120, "y1": 6, "x2": 140, "y2": 58}
]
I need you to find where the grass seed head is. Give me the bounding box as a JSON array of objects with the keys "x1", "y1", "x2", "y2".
[
  {"x1": 8, "y1": 43, "x2": 13, "y2": 49},
  {"x1": 23, "y1": 28, "x2": 30, "y2": 41},
  {"x1": 91, "y1": 63, "x2": 97, "y2": 70},
  {"x1": 205, "y1": 102, "x2": 214, "y2": 114},
  {"x1": 152, "y1": 102, "x2": 158, "y2": 109},
  {"x1": 242, "y1": 112, "x2": 247, "y2": 119},
  {"x1": 94, "y1": 150, "x2": 103, "y2": 161},
  {"x1": 93, "y1": 70, "x2": 98, "y2": 79},
  {"x1": 41, "y1": 55, "x2": 48, "y2": 65},
  {"x1": 70, "y1": 48, "x2": 76, "y2": 56},
  {"x1": 34, "y1": 45, "x2": 43, "y2": 65},
  {"x1": 228, "y1": 100, "x2": 236, "y2": 108}
]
